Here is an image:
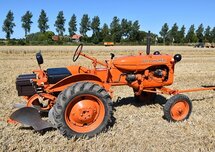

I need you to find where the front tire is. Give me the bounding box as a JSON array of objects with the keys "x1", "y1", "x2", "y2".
[
  {"x1": 164, "y1": 94, "x2": 192, "y2": 122},
  {"x1": 51, "y1": 82, "x2": 113, "y2": 138}
]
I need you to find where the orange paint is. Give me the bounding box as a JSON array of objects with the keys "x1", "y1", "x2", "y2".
[
  {"x1": 65, "y1": 94, "x2": 105, "y2": 133},
  {"x1": 170, "y1": 100, "x2": 190, "y2": 121},
  {"x1": 17, "y1": 45, "x2": 215, "y2": 117}
]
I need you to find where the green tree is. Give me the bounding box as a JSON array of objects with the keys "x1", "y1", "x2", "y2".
[
  {"x1": 54, "y1": 11, "x2": 66, "y2": 36},
  {"x1": 68, "y1": 14, "x2": 77, "y2": 36},
  {"x1": 138, "y1": 31, "x2": 147, "y2": 43},
  {"x1": 91, "y1": 16, "x2": 100, "y2": 44},
  {"x1": 101, "y1": 23, "x2": 111, "y2": 41},
  {"x1": 129, "y1": 20, "x2": 140, "y2": 42},
  {"x1": 196, "y1": 24, "x2": 204, "y2": 42},
  {"x1": 186, "y1": 24, "x2": 197, "y2": 43},
  {"x1": 91, "y1": 16, "x2": 100, "y2": 34},
  {"x1": 21, "y1": 11, "x2": 33, "y2": 37},
  {"x1": 169, "y1": 23, "x2": 179, "y2": 43},
  {"x1": 38, "y1": 9, "x2": 49, "y2": 33},
  {"x1": 110, "y1": 16, "x2": 121, "y2": 42},
  {"x1": 2, "y1": 10, "x2": 16, "y2": 40},
  {"x1": 26, "y1": 31, "x2": 54, "y2": 42},
  {"x1": 178, "y1": 25, "x2": 186, "y2": 43},
  {"x1": 159, "y1": 23, "x2": 169, "y2": 45},
  {"x1": 121, "y1": 19, "x2": 132, "y2": 40},
  {"x1": 204, "y1": 26, "x2": 211, "y2": 42},
  {"x1": 80, "y1": 14, "x2": 91, "y2": 37},
  {"x1": 211, "y1": 27, "x2": 215, "y2": 42}
]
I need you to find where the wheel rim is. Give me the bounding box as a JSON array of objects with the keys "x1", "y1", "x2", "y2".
[
  {"x1": 65, "y1": 94, "x2": 105, "y2": 133},
  {"x1": 170, "y1": 100, "x2": 190, "y2": 121}
]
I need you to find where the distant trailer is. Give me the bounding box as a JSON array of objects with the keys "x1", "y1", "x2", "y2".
[{"x1": 104, "y1": 42, "x2": 114, "y2": 46}]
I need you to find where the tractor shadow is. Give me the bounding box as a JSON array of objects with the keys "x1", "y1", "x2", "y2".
[
  {"x1": 19, "y1": 126, "x2": 56, "y2": 135},
  {"x1": 113, "y1": 95, "x2": 214, "y2": 108},
  {"x1": 112, "y1": 95, "x2": 168, "y2": 121},
  {"x1": 191, "y1": 96, "x2": 214, "y2": 102},
  {"x1": 112, "y1": 94, "x2": 215, "y2": 123},
  {"x1": 113, "y1": 94, "x2": 167, "y2": 108}
]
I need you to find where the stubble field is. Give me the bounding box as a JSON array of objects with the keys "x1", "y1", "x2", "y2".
[{"x1": 0, "y1": 46, "x2": 215, "y2": 152}]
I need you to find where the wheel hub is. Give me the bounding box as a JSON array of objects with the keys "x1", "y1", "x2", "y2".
[
  {"x1": 69, "y1": 99, "x2": 98, "y2": 127},
  {"x1": 64, "y1": 93, "x2": 106, "y2": 133},
  {"x1": 171, "y1": 101, "x2": 189, "y2": 120}
]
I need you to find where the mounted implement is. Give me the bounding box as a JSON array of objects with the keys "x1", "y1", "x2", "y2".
[{"x1": 9, "y1": 32, "x2": 215, "y2": 138}]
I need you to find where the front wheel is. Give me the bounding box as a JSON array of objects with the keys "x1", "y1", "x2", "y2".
[
  {"x1": 51, "y1": 82, "x2": 113, "y2": 138},
  {"x1": 164, "y1": 94, "x2": 192, "y2": 122}
]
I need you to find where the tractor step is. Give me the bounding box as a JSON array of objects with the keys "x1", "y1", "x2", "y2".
[{"x1": 10, "y1": 107, "x2": 54, "y2": 131}]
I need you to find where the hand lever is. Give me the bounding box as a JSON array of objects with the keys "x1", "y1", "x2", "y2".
[{"x1": 110, "y1": 53, "x2": 115, "y2": 59}]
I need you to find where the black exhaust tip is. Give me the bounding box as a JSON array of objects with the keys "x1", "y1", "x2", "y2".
[{"x1": 146, "y1": 31, "x2": 151, "y2": 55}]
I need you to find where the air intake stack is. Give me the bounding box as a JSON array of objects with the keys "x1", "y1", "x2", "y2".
[{"x1": 146, "y1": 31, "x2": 151, "y2": 55}]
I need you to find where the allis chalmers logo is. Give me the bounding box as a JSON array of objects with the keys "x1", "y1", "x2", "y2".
[{"x1": 143, "y1": 58, "x2": 166, "y2": 63}]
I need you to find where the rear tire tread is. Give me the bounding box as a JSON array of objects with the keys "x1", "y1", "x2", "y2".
[{"x1": 51, "y1": 82, "x2": 113, "y2": 138}]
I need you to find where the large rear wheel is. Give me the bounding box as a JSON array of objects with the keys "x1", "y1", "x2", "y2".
[{"x1": 51, "y1": 82, "x2": 113, "y2": 138}]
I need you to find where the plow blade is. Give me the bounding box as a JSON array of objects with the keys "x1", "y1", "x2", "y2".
[{"x1": 10, "y1": 107, "x2": 53, "y2": 131}]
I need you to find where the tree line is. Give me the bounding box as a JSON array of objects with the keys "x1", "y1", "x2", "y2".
[
  {"x1": 159, "y1": 23, "x2": 215, "y2": 45},
  {"x1": 2, "y1": 10, "x2": 215, "y2": 45}
]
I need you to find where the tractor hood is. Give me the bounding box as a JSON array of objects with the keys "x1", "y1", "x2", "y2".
[{"x1": 113, "y1": 54, "x2": 173, "y2": 71}]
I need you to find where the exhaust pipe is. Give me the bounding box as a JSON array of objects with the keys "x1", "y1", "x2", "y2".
[{"x1": 146, "y1": 31, "x2": 151, "y2": 55}]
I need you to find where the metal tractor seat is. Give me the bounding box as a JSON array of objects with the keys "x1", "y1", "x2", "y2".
[{"x1": 46, "y1": 68, "x2": 71, "y2": 84}]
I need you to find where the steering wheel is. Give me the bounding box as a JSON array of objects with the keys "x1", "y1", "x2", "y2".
[{"x1": 73, "y1": 44, "x2": 83, "y2": 62}]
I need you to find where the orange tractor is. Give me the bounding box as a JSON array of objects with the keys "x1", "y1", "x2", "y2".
[{"x1": 9, "y1": 32, "x2": 215, "y2": 138}]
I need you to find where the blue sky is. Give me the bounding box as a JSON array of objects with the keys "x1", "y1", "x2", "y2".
[{"x1": 0, "y1": 0, "x2": 214, "y2": 38}]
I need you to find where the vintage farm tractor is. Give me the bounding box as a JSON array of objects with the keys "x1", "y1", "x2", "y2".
[{"x1": 9, "y1": 33, "x2": 215, "y2": 138}]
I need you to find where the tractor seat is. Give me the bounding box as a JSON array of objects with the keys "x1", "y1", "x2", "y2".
[{"x1": 46, "y1": 68, "x2": 72, "y2": 84}]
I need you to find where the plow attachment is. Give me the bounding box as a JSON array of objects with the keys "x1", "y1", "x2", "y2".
[{"x1": 9, "y1": 107, "x2": 54, "y2": 131}]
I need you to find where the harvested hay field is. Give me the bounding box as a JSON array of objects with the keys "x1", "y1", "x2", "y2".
[{"x1": 0, "y1": 46, "x2": 215, "y2": 151}]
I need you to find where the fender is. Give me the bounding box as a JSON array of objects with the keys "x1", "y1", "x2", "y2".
[{"x1": 46, "y1": 73, "x2": 108, "y2": 93}]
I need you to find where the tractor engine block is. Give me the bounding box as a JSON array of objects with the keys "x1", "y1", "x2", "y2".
[
  {"x1": 146, "y1": 65, "x2": 168, "y2": 81},
  {"x1": 126, "y1": 66, "x2": 169, "y2": 92}
]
